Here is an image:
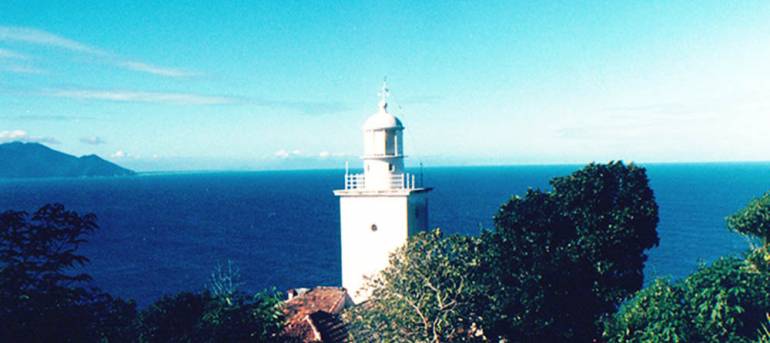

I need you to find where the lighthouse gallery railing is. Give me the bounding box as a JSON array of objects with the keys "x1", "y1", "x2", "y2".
[{"x1": 344, "y1": 173, "x2": 418, "y2": 190}]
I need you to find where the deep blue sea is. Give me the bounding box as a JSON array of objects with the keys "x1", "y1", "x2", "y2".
[{"x1": 1, "y1": 164, "x2": 769, "y2": 306}]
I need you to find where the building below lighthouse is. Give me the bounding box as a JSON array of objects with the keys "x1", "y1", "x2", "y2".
[{"x1": 333, "y1": 84, "x2": 432, "y2": 303}]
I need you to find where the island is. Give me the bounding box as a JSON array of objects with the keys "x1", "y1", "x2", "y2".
[{"x1": 0, "y1": 141, "x2": 135, "y2": 178}]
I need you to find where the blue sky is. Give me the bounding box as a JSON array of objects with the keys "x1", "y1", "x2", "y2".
[{"x1": 1, "y1": 1, "x2": 769, "y2": 171}]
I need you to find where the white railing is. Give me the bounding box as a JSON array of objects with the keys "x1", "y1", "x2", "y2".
[
  {"x1": 344, "y1": 173, "x2": 419, "y2": 190},
  {"x1": 345, "y1": 173, "x2": 366, "y2": 190}
]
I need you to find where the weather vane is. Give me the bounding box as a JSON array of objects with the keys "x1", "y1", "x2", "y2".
[{"x1": 378, "y1": 77, "x2": 389, "y2": 109}]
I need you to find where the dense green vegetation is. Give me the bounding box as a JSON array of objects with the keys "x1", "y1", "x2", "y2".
[
  {"x1": 348, "y1": 162, "x2": 770, "y2": 342},
  {"x1": 604, "y1": 190, "x2": 770, "y2": 343},
  {"x1": 3, "y1": 162, "x2": 770, "y2": 342},
  {"x1": 485, "y1": 162, "x2": 659, "y2": 341},
  {"x1": 605, "y1": 257, "x2": 770, "y2": 342},
  {"x1": 344, "y1": 229, "x2": 487, "y2": 342},
  {"x1": 347, "y1": 162, "x2": 661, "y2": 342},
  {"x1": 138, "y1": 290, "x2": 286, "y2": 342}
]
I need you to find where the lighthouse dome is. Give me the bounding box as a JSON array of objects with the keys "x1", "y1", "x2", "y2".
[{"x1": 363, "y1": 101, "x2": 404, "y2": 131}]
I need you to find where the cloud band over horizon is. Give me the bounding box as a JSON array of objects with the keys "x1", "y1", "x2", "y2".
[{"x1": 0, "y1": 26, "x2": 196, "y2": 78}]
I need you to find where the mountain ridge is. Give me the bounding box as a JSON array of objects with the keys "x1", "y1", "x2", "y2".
[{"x1": 0, "y1": 141, "x2": 135, "y2": 178}]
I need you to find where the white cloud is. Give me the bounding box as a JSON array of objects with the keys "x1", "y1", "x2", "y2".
[
  {"x1": 79, "y1": 136, "x2": 106, "y2": 145},
  {"x1": 111, "y1": 150, "x2": 126, "y2": 158},
  {"x1": 274, "y1": 149, "x2": 290, "y2": 158},
  {"x1": 119, "y1": 61, "x2": 196, "y2": 78},
  {"x1": 274, "y1": 149, "x2": 305, "y2": 159},
  {"x1": 0, "y1": 64, "x2": 45, "y2": 74},
  {"x1": 46, "y1": 89, "x2": 235, "y2": 105},
  {"x1": 0, "y1": 26, "x2": 197, "y2": 78},
  {"x1": 0, "y1": 130, "x2": 28, "y2": 140},
  {"x1": 0, "y1": 48, "x2": 28, "y2": 60},
  {"x1": 317, "y1": 151, "x2": 350, "y2": 158},
  {"x1": 0, "y1": 26, "x2": 106, "y2": 55},
  {"x1": 274, "y1": 149, "x2": 350, "y2": 160},
  {"x1": 0, "y1": 129, "x2": 59, "y2": 144}
]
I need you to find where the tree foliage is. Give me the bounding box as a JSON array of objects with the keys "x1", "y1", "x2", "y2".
[
  {"x1": 0, "y1": 203, "x2": 138, "y2": 342},
  {"x1": 605, "y1": 257, "x2": 770, "y2": 343},
  {"x1": 345, "y1": 229, "x2": 488, "y2": 342},
  {"x1": 483, "y1": 161, "x2": 660, "y2": 341},
  {"x1": 603, "y1": 279, "x2": 692, "y2": 342},
  {"x1": 0, "y1": 203, "x2": 287, "y2": 342},
  {"x1": 138, "y1": 290, "x2": 286, "y2": 342},
  {"x1": 348, "y1": 162, "x2": 660, "y2": 342},
  {"x1": 0, "y1": 203, "x2": 97, "y2": 292},
  {"x1": 726, "y1": 192, "x2": 770, "y2": 272},
  {"x1": 758, "y1": 314, "x2": 770, "y2": 343},
  {"x1": 727, "y1": 192, "x2": 770, "y2": 248}
]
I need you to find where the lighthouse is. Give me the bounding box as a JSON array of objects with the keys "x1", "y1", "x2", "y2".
[{"x1": 333, "y1": 83, "x2": 432, "y2": 303}]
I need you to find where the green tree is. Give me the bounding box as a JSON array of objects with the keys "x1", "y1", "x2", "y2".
[
  {"x1": 605, "y1": 258, "x2": 770, "y2": 343},
  {"x1": 484, "y1": 161, "x2": 660, "y2": 341},
  {"x1": 139, "y1": 292, "x2": 207, "y2": 342},
  {"x1": 138, "y1": 287, "x2": 286, "y2": 342},
  {"x1": 727, "y1": 192, "x2": 770, "y2": 272},
  {"x1": 603, "y1": 279, "x2": 694, "y2": 343},
  {"x1": 727, "y1": 192, "x2": 770, "y2": 249},
  {"x1": 0, "y1": 203, "x2": 138, "y2": 342},
  {"x1": 682, "y1": 257, "x2": 770, "y2": 342},
  {"x1": 345, "y1": 229, "x2": 489, "y2": 342},
  {"x1": 758, "y1": 314, "x2": 770, "y2": 343}
]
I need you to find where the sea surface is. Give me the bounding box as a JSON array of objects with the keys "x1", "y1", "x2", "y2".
[{"x1": 0, "y1": 164, "x2": 768, "y2": 306}]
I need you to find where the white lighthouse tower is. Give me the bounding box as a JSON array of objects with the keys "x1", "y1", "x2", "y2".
[{"x1": 333, "y1": 83, "x2": 431, "y2": 303}]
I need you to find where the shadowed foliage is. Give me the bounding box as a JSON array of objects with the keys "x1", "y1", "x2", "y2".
[
  {"x1": 0, "y1": 203, "x2": 138, "y2": 342},
  {"x1": 1, "y1": 203, "x2": 289, "y2": 342},
  {"x1": 347, "y1": 162, "x2": 660, "y2": 342},
  {"x1": 138, "y1": 290, "x2": 287, "y2": 342},
  {"x1": 483, "y1": 161, "x2": 659, "y2": 341}
]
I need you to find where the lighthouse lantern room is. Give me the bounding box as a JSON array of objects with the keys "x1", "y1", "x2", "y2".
[{"x1": 333, "y1": 82, "x2": 432, "y2": 303}]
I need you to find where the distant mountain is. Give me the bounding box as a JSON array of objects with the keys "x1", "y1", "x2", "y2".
[{"x1": 0, "y1": 142, "x2": 135, "y2": 178}]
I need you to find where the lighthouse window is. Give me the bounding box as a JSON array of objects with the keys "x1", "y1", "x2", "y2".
[
  {"x1": 389, "y1": 163, "x2": 394, "y2": 171},
  {"x1": 370, "y1": 224, "x2": 378, "y2": 232}
]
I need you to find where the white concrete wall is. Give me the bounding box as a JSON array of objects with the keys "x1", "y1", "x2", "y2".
[
  {"x1": 363, "y1": 158, "x2": 405, "y2": 190},
  {"x1": 407, "y1": 192, "x2": 429, "y2": 236},
  {"x1": 339, "y1": 195, "x2": 409, "y2": 303}
]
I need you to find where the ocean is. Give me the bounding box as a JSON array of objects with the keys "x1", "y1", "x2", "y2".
[{"x1": 0, "y1": 164, "x2": 768, "y2": 306}]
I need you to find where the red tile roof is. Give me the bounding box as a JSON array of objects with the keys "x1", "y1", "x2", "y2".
[{"x1": 283, "y1": 287, "x2": 353, "y2": 342}]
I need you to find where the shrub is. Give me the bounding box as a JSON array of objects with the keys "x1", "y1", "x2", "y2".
[
  {"x1": 345, "y1": 229, "x2": 488, "y2": 342},
  {"x1": 606, "y1": 258, "x2": 770, "y2": 343},
  {"x1": 138, "y1": 290, "x2": 286, "y2": 342}
]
